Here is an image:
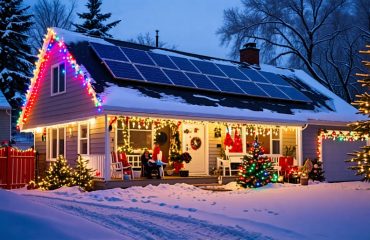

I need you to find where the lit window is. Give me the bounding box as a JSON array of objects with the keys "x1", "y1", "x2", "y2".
[
  {"x1": 78, "y1": 123, "x2": 89, "y2": 155},
  {"x1": 51, "y1": 62, "x2": 66, "y2": 95},
  {"x1": 49, "y1": 127, "x2": 65, "y2": 160},
  {"x1": 116, "y1": 119, "x2": 152, "y2": 151}
]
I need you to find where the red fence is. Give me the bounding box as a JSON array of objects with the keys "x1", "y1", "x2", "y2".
[{"x1": 0, "y1": 146, "x2": 35, "y2": 189}]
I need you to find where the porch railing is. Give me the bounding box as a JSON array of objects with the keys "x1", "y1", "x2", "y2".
[{"x1": 86, "y1": 154, "x2": 105, "y2": 178}]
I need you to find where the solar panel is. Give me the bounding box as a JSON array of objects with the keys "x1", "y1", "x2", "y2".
[
  {"x1": 148, "y1": 52, "x2": 178, "y2": 69},
  {"x1": 216, "y1": 64, "x2": 248, "y2": 80},
  {"x1": 259, "y1": 71, "x2": 290, "y2": 86},
  {"x1": 135, "y1": 65, "x2": 172, "y2": 85},
  {"x1": 190, "y1": 60, "x2": 225, "y2": 77},
  {"x1": 277, "y1": 86, "x2": 311, "y2": 102},
  {"x1": 104, "y1": 60, "x2": 144, "y2": 80},
  {"x1": 170, "y1": 56, "x2": 199, "y2": 72},
  {"x1": 233, "y1": 80, "x2": 268, "y2": 97},
  {"x1": 185, "y1": 73, "x2": 219, "y2": 91},
  {"x1": 121, "y1": 47, "x2": 155, "y2": 66},
  {"x1": 209, "y1": 76, "x2": 244, "y2": 94},
  {"x1": 240, "y1": 68, "x2": 270, "y2": 83},
  {"x1": 163, "y1": 69, "x2": 196, "y2": 87},
  {"x1": 257, "y1": 83, "x2": 290, "y2": 100},
  {"x1": 90, "y1": 42, "x2": 129, "y2": 62}
]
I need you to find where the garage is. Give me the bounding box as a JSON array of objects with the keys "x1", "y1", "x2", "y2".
[{"x1": 322, "y1": 139, "x2": 366, "y2": 182}]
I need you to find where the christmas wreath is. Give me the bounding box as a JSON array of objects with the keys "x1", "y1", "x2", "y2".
[{"x1": 190, "y1": 137, "x2": 202, "y2": 150}]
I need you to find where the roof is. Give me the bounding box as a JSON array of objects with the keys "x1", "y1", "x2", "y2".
[
  {"x1": 52, "y1": 28, "x2": 364, "y2": 125},
  {"x1": 0, "y1": 89, "x2": 11, "y2": 110}
]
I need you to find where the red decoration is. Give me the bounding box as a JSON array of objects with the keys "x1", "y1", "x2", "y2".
[
  {"x1": 230, "y1": 129, "x2": 242, "y2": 152},
  {"x1": 224, "y1": 132, "x2": 233, "y2": 147}
]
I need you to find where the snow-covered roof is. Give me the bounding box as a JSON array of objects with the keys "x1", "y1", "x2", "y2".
[
  {"x1": 0, "y1": 90, "x2": 11, "y2": 109},
  {"x1": 53, "y1": 28, "x2": 364, "y2": 126}
]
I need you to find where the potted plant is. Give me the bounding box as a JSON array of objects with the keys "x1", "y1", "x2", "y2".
[{"x1": 170, "y1": 152, "x2": 192, "y2": 176}]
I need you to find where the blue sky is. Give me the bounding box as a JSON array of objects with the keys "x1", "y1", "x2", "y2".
[{"x1": 26, "y1": 0, "x2": 242, "y2": 59}]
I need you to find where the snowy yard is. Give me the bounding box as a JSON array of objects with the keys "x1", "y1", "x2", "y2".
[{"x1": 3, "y1": 181, "x2": 370, "y2": 240}]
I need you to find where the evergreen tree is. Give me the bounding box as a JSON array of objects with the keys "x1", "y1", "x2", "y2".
[
  {"x1": 308, "y1": 158, "x2": 325, "y2": 182},
  {"x1": 347, "y1": 46, "x2": 370, "y2": 181},
  {"x1": 74, "y1": 0, "x2": 121, "y2": 38},
  {"x1": 0, "y1": 0, "x2": 34, "y2": 132},
  {"x1": 73, "y1": 155, "x2": 94, "y2": 191},
  {"x1": 238, "y1": 137, "x2": 278, "y2": 188},
  {"x1": 38, "y1": 155, "x2": 74, "y2": 190}
]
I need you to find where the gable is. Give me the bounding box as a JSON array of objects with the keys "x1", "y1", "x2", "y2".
[{"x1": 19, "y1": 29, "x2": 103, "y2": 130}]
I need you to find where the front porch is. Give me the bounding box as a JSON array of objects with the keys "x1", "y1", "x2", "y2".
[{"x1": 94, "y1": 175, "x2": 236, "y2": 190}]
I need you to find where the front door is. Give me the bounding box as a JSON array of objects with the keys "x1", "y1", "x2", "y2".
[{"x1": 182, "y1": 123, "x2": 207, "y2": 175}]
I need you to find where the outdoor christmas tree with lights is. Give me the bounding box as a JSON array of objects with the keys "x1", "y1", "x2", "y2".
[
  {"x1": 308, "y1": 158, "x2": 325, "y2": 182},
  {"x1": 347, "y1": 45, "x2": 370, "y2": 181},
  {"x1": 238, "y1": 137, "x2": 278, "y2": 188},
  {"x1": 38, "y1": 155, "x2": 74, "y2": 190},
  {"x1": 73, "y1": 155, "x2": 94, "y2": 191}
]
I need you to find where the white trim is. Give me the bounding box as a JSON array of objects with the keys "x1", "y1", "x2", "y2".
[
  {"x1": 297, "y1": 127, "x2": 303, "y2": 166},
  {"x1": 78, "y1": 122, "x2": 90, "y2": 155},
  {"x1": 204, "y1": 122, "x2": 209, "y2": 175},
  {"x1": 47, "y1": 127, "x2": 66, "y2": 161},
  {"x1": 51, "y1": 62, "x2": 67, "y2": 96},
  {"x1": 104, "y1": 114, "x2": 111, "y2": 180}
]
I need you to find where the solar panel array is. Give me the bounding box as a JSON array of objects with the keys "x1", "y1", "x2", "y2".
[{"x1": 90, "y1": 42, "x2": 311, "y2": 102}]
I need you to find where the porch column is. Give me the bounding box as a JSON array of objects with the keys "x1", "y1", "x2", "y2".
[
  {"x1": 297, "y1": 127, "x2": 303, "y2": 166},
  {"x1": 104, "y1": 114, "x2": 111, "y2": 180}
]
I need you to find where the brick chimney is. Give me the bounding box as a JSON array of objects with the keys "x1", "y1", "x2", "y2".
[{"x1": 239, "y1": 43, "x2": 260, "y2": 66}]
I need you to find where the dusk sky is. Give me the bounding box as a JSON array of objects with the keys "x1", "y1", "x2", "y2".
[{"x1": 26, "y1": 0, "x2": 243, "y2": 59}]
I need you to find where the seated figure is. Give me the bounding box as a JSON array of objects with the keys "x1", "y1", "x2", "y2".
[{"x1": 141, "y1": 150, "x2": 161, "y2": 179}]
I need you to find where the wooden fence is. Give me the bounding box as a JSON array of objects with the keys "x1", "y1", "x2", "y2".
[{"x1": 0, "y1": 146, "x2": 35, "y2": 189}]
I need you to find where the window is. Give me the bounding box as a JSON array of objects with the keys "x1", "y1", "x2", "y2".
[
  {"x1": 244, "y1": 128, "x2": 281, "y2": 154},
  {"x1": 78, "y1": 123, "x2": 89, "y2": 155},
  {"x1": 51, "y1": 62, "x2": 66, "y2": 95},
  {"x1": 116, "y1": 119, "x2": 152, "y2": 151},
  {"x1": 49, "y1": 127, "x2": 66, "y2": 160}
]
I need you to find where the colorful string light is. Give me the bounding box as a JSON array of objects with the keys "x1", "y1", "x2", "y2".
[{"x1": 18, "y1": 28, "x2": 102, "y2": 130}]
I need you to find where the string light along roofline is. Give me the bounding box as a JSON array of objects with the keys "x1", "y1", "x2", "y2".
[{"x1": 17, "y1": 28, "x2": 103, "y2": 130}]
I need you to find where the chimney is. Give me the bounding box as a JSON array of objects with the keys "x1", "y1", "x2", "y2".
[
  {"x1": 155, "y1": 30, "x2": 159, "y2": 48},
  {"x1": 239, "y1": 43, "x2": 260, "y2": 66}
]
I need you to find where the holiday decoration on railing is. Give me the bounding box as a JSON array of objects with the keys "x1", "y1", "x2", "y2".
[
  {"x1": 17, "y1": 28, "x2": 102, "y2": 129},
  {"x1": 347, "y1": 45, "x2": 370, "y2": 181},
  {"x1": 238, "y1": 137, "x2": 278, "y2": 188}
]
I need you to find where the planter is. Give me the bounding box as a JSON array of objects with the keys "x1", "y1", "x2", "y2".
[
  {"x1": 133, "y1": 170, "x2": 141, "y2": 179},
  {"x1": 179, "y1": 170, "x2": 189, "y2": 177},
  {"x1": 300, "y1": 177, "x2": 309, "y2": 185},
  {"x1": 166, "y1": 169, "x2": 174, "y2": 176}
]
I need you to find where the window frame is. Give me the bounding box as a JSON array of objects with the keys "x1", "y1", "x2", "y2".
[
  {"x1": 115, "y1": 119, "x2": 153, "y2": 153},
  {"x1": 51, "y1": 62, "x2": 66, "y2": 96},
  {"x1": 48, "y1": 127, "x2": 66, "y2": 161},
  {"x1": 78, "y1": 122, "x2": 90, "y2": 156}
]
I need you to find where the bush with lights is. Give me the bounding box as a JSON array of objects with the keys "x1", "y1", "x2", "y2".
[
  {"x1": 237, "y1": 137, "x2": 278, "y2": 188},
  {"x1": 347, "y1": 46, "x2": 370, "y2": 181},
  {"x1": 73, "y1": 154, "x2": 94, "y2": 191},
  {"x1": 36, "y1": 155, "x2": 74, "y2": 190}
]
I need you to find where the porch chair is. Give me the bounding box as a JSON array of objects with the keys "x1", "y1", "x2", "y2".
[
  {"x1": 216, "y1": 157, "x2": 231, "y2": 176},
  {"x1": 111, "y1": 152, "x2": 133, "y2": 180}
]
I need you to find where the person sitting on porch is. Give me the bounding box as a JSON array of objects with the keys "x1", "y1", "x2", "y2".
[{"x1": 141, "y1": 150, "x2": 161, "y2": 179}]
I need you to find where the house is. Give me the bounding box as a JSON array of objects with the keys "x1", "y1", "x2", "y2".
[
  {"x1": 18, "y1": 28, "x2": 367, "y2": 183},
  {"x1": 0, "y1": 89, "x2": 11, "y2": 143}
]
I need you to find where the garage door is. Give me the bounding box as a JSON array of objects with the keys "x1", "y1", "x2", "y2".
[{"x1": 322, "y1": 139, "x2": 365, "y2": 182}]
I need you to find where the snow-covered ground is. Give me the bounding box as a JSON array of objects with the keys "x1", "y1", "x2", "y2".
[{"x1": 8, "y1": 181, "x2": 370, "y2": 240}]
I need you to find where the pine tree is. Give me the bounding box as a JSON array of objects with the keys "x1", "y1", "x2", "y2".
[
  {"x1": 38, "y1": 155, "x2": 74, "y2": 190},
  {"x1": 347, "y1": 45, "x2": 370, "y2": 181},
  {"x1": 0, "y1": 0, "x2": 34, "y2": 132},
  {"x1": 73, "y1": 155, "x2": 94, "y2": 191},
  {"x1": 238, "y1": 137, "x2": 278, "y2": 188},
  {"x1": 308, "y1": 158, "x2": 325, "y2": 182},
  {"x1": 74, "y1": 0, "x2": 121, "y2": 38}
]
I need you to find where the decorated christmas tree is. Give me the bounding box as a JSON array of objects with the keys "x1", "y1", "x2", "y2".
[
  {"x1": 238, "y1": 137, "x2": 278, "y2": 188},
  {"x1": 37, "y1": 155, "x2": 74, "y2": 190},
  {"x1": 74, "y1": 0, "x2": 121, "y2": 38},
  {"x1": 347, "y1": 46, "x2": 370, "y2": 181},
  {"x1": 73, "y1": 155, "x2": 94, "y2": 191},
  {"x1": 308, "y1": 158, "x2": 325, "y2": 182}
]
